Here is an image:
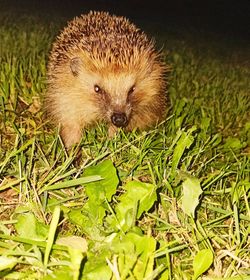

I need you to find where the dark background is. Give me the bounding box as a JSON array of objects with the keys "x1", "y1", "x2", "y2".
[{"x1": 1, "y1": 0, "x2": 250, "y2": 39}]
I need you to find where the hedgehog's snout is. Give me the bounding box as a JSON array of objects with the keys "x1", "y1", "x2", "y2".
[{"x1": 111, "y1": 112, "x2": 128, "y2": 127}]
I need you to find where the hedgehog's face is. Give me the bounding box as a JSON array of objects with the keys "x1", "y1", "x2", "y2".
[
  {"x1": 69, "y1": 55, "x2": 165, "y2": 130},
  {"x1": 70, "y1": 57, "x2": 140, "y2": 128},
  {"x1": 94, "y1": 71, "x2": 137, "y2": 128}
]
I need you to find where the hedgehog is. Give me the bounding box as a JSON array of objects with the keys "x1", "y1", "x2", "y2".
[{"x1": 45, "y1": 11, "x2": 168, "y2": 149}]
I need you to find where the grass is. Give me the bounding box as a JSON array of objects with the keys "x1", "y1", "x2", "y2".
[{"x1": 0, "y1": 11, "x2": 250, "y2": 280}]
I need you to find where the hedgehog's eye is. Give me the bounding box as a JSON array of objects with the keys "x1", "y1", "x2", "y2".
[
  {"x1": 128, "y1": 85, "x2": 135, "y2": 96},
  {"x1": 94, "y1": 85, "x2": 101, "y2": 93}
]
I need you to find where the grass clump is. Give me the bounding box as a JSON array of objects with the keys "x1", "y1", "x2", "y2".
[{"x1": 0, "y1": 12, "x2": 249, "y2": 280}]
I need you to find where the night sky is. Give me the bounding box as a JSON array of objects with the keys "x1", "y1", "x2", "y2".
[{"x1": 1, "y1": 0, "x2": 250, "y2": 45}]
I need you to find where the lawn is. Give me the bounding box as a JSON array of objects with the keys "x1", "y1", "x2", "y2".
[{"x1": 0, "y1": 8, "x2": 249, "y2": 280}]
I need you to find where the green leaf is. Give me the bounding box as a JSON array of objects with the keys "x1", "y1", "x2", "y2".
[
  {"x1": 110, "y1": 232, "x2": 156, "y2": 279},
  {"x1": 43, "y1": 267, "x2": 73, "y2": 280},
  {"x1": 84, "y1": 160, "x2": 119, "y2": 203},
  {"x1": 181, "y1": 177, "x2": 203, "y2": 217},
  {"x1": 39, "y1": 175, "x2": 102, "y2": 193},
  {"x1": 44, "y1": 206, "x2": 60, "y2": 268},
  {"x1": 192, "y1": 249, "x2": 213, "y2": 280},
  {"x1": 223, "y1": 137, "x2": 246, "y2": 151},
  {"x1": 57, "y1": 236, "x2": 88, "y2": 252},
  {"x1": 124, "y1": 181, "x2": 157, "y2": 218},
  {"x1": 68, "y1": 207, "x2": 105, "y2": 239},
  {"x1": 0, "y1": 256, "x2": 17, "y2": 271},
  {"x1": 107, "y1": 181, "x2": 157, "y2": 232},
  {"x1": 57, "y1": 236, "x2": 87, "y2": 280},
  {"x1": 132, "y1": 234, "x2": 156, "y2": 278},
  {"x1": 200, "y1": 116, "x2": 211, "y2": 137},
  {"x1": 68, "y1": 160, "x2": 119, "y2": 238},
  {"x1": 15, "y1": 212, "x2": 49, "y2": 241},
  {"x1": 170, "y1": 126, "x2": 196, "y2": 181},
  {"x1": 82, "y1": 256, "x2": 112, "y2": 280}
]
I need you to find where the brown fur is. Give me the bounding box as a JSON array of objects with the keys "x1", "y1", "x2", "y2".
[{"x1": 45, "y1": 11, "x2": 168, "y2": 148}]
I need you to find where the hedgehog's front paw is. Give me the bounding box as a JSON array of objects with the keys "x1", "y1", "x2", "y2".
[
  {"x1": 108, "y1": 125, "x2": 118, "y2": 138},
  {"x1": 61, "y1": 123, "x2": 82, "y2": 149}
]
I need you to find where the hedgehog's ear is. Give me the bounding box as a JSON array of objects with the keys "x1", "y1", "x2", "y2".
[{"x1": 70, "y1": 57, "x2": 82, "y2": 76}]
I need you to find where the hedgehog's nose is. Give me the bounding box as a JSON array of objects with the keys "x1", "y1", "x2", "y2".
[{"x1": 111, "y1": 112, "x2": 128, "y2": 127}]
